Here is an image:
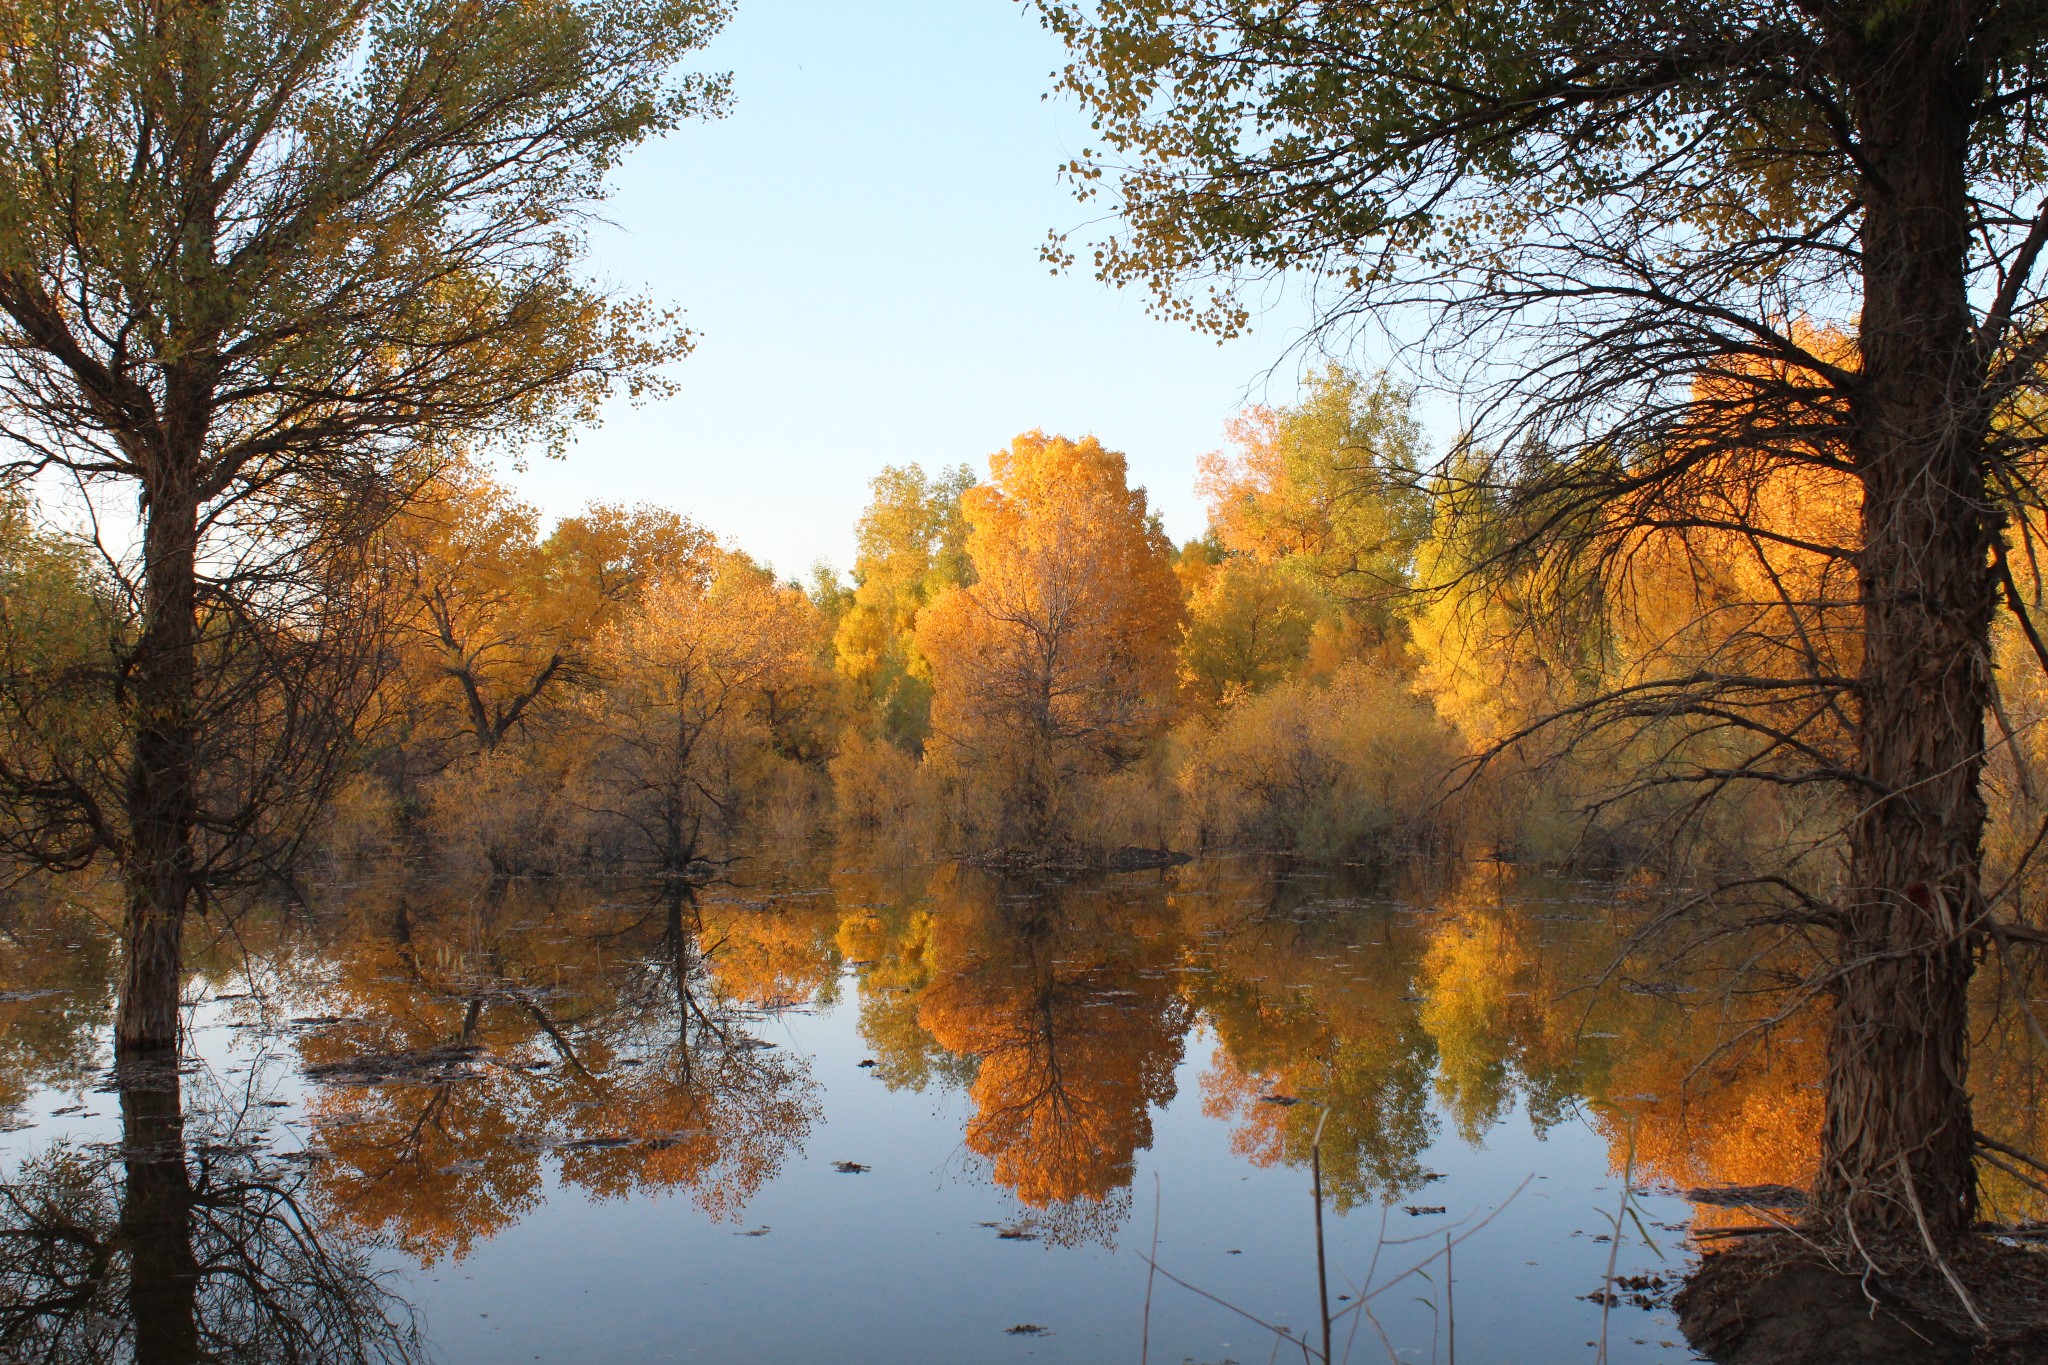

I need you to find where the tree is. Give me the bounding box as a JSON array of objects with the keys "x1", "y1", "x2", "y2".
[
  {"x1": 0, "y1": 0, "x2": 725, "y2": 1052},
  {"x1": 831, "y1": 463, "x2": 975, "y2": 754},
  {"x1": 916, "y1": 432, "x2": 1182, "y2": 852},
  {"x1": 1032, "y1": 0, "x2": 2048, "y2": 1260},
  {"x1": 1176, "y1": 551, "x2": 1321, "y2": 710},
  {"x1": 385, "y1": 466, "x2": 715, "y2": 766},
  {"x1": 0, "y1": 1068, "x2": 425, "y2": 1364},
  {"x1": 387, "y1": 467, "x2": 574, "y2": 762},
  {"x1": 913, "y1": 866, "x2": 1187, "y2": 1234},
  {"x1": 572, "y1": 551, "x2": 827, "y2": 873},
  {"x1": 292, "y1": 880, "x2": 820, "y2": 1259},
  {"x1": 1197, "y1": 365, "x2": 1431, "y2": 643}
]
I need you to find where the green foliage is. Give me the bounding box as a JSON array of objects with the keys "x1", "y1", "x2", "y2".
[
  {"x1": 0, "y1": 500, "x2": 124, "y2": 870},
  {"x1": 833, "y1": 463, "x2": 976, "y2": 755},
  {"x1": 1026, "y1": 0, "x2": 2005, "y2": 331},
  {"x1": 1202, "y1": 366, "x2": 1430, "y2": 628}
]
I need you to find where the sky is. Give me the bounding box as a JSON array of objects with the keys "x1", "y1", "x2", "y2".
[{"x1": 510, "y1": 0, "x2": 1353, "y2": 580}]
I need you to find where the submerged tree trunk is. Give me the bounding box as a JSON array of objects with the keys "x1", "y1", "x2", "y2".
[
  {"x1": 117, "y1": 484, "x2": 202, "y2": 1054},
  {"x1": 1813, "y1": 33, "x2": 1989, "y2": 1250}
]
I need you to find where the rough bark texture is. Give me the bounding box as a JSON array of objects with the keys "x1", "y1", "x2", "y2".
[
  {"x1": 116, "y1": 485, "x2": 201, "y2": 1054},
  {"x1": 1815, "y1": 11, "x2": 1990, "y2": 1249}
]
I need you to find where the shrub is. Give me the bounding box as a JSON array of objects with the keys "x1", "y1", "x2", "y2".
[{"x1": 1176, "y1": 666, "x2": 1460, "y2": 859}]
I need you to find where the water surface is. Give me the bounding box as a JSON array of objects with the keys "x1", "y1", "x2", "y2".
[{"x1": 1, "y1": 856, "x2": 1839, "y2": 1363}]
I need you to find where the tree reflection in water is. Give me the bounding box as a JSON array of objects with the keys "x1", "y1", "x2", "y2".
[
  {"x1": 912, "y1": 865, "x2": 1189, "y2": 1243},
  {"x1": 295, "y1": 877, "x2": 822, "y2": 1262},
  {"x1": 0, "y1": 1059, "x2": 422, "y2": 1365},
  {"x1": 6, "y1": 854, "x2": 2045, "y2": 1357}
]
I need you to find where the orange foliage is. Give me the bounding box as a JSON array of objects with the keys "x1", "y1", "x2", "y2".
[
  {"x1": 1611, "y1": 329, "x2": 1863, "y2": 702},
  {"x1": 917, "y1": 432, "x2": 1183, "y2": 848},
  {"x1": 294, "y1": 882, "x2": 819, "y2": 1263},
  {"x1": 912, "y1": 867, "x2": 1186, "y2": 1213}
]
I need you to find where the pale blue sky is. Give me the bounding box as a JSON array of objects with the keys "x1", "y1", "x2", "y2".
[{"x1": 512, "y1": 0, "x2": 1352, "y2": 578}]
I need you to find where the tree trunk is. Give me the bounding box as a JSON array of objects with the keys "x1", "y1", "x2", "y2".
[
  {"x1": 116, "y1": 485, "x2": 201, "y2": 1054},
  {"x1": 119, "y1": 1070, "x2": 201, "y2": 1365},
  {"x1": 1812, "y1": 25, "x2": 1989, "y2": 1250}
]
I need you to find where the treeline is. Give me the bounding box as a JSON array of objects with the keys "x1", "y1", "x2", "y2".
[
  {"x1": 0, "y1": 358, "x2": 1973, "y2": 880},
  {"x1": 8, "y1": 357, "x2": 2037, "y2": 882},
  {"x1": 337, "y1": 365, "x2": 1516, "y2": 872}
]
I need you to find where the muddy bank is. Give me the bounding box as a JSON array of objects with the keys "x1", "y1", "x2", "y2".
[{"x1": 1677, "y1": 1237, "x2": 2048, "y2": 1365}]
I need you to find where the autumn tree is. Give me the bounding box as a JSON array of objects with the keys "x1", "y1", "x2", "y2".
[
  {"x1": 1033, "y1": 0, "x2": 2048, "y2": 1269},
  {"x1": 916, "y1": 433, "x2": 1182, "y2": 852},
  {"x1": 288, "y1": 880, "x2": 820, "y2": 1260},
  {"x1": 1175, "y1": 549, "x2": 1321, "y2": 711},
  {"x1": 832, "y1": 463, "x2": 975, "y2": 754},
  {"x1": 384, "y1": 466, "x2": 715, "y2": 768},
  {"x1": 914, "y1": 867, "x2": 1188, "y2": 1230},
  {"x1": 572, "y1": 552, "x2": 830, "y2": 873},
  {"x1": 386, "y1": 468, "x2": 575, "y2": 765},
  {"x1": 0, "y1": 0, "x2": 726, "y2": 1054},
  {"x1": 1197, "y1": 366, "x2": 1431, "y2": 649}
]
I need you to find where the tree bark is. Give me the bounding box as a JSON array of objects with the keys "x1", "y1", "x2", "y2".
[
  {"x1": 1812, "y1": 19, "x2": 1989, "y2": 1249},
  {"x1": 116, "y1": 484, "x2": 201, "y2": 1054}
]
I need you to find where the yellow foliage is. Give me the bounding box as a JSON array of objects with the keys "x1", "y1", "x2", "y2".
[
  {"x1": 1177, "y1": 554, "x2": 1322, "y2": 710},
  {"x1": 1197, "y1": 365, "x2": 1429, "y2": 640},
  {"x1": 1175, "y1": 665, "x2": 1460, "y2": 858},
  {"x1": 570, "y1": 551, "x2": 830, "y2": 870},
  {"x1": 829, "y1": 731, "x2": 926, "y2": 830},
  {"x1": 831, "y1": 464, "x2": 974, "y2": 753}
]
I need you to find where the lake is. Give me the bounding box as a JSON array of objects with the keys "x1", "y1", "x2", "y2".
[{"x1": 0, "y1": 853, "x2": 1884, "y2": 1363}]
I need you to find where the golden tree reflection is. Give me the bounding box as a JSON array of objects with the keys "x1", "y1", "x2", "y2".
[
  {"x1": 901, "y1": 866, "x2": 1188, "y2": 1236},
  {"x1": 1412, "y1": 865, "x2": 1829, "y2": 1229},
  {"x1": 11, "y1": 854, "x2": 2046, "y2": 1297},
  {"x1": 291, "y1": 879, "x2": 821, "y2": 1264},
  {"x1": 1177, "y1": 861, "x2": 1441, "y2": 1207}
]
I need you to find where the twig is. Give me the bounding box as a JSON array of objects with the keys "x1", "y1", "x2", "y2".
[
  {"x1": 1976, "y1": 1129, "x2": 2048, "y2": 1179},
  {"x1": 1329, "y1": 1175, "x2": 1535, "y2": 1324},
  {"x1": 1137, "y1": 1255, "x2": 1303, "y2": 1345},
  {"x1": 1596, "y1": 1123, "x2": 1636, "y2": 1365},
  {"x1": 1445, "y1": 1232, "x2": 1455, "y2": 1365},
  {"x1": 1313, "y1": 1107, "x2": 1333, "y2": 1365},
  {"x1": 1342, "y1": 1204, "x2": 1398, "y2": 1365},
  {"x1": 1978, "y1": 1150, "x2": 2048, "y2": 1203},
  {"x1": 1142, "y1": 1173, "x2": 1160, "y2": 1365}
]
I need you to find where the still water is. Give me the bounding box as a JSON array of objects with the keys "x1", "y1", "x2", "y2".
[{"x1": 0, "y1": 855, "x2": 1849, "y2": 1363}]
